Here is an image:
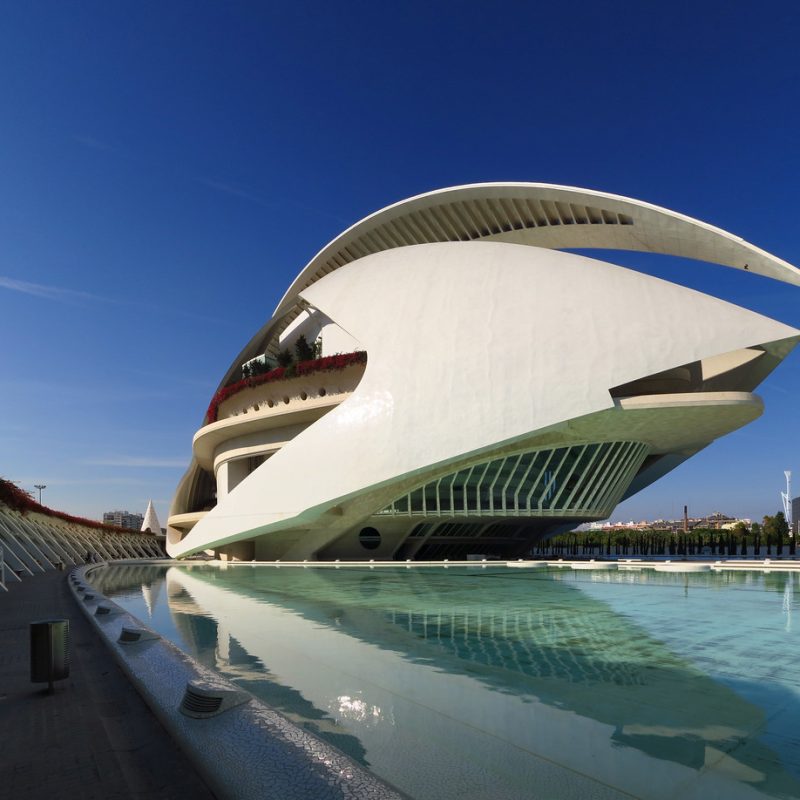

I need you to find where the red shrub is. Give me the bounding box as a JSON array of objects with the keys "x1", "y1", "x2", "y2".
[
  {"x1": 205, "y1": 350, "x2": 367, "y2": 423},
  {"x1": 0, "y1": 478, "x2": 142, "y2": 535}
]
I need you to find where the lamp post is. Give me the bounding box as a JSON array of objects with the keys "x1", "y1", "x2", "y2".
[{"x1": 34, "y1": 484, "x2": 46, "y2": 504}]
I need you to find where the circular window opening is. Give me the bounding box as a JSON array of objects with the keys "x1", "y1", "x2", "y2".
[
  {"x1": 283, "y1": 396, "x2": 290, "y2": 405},
  {"x1": 319, "y1": 387, "x2": 326, "y2": 397},
  {"x1": 359, "y1": 527, "x2": 381, "y2": 550},
  {"x1": 300, "y1": 391, "x2": 308, "y2": 401},
  {"x1": 267, "y1": 400, "x2": 274, "y2": 408}
]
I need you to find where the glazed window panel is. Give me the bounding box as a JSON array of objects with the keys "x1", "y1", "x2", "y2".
[
  {"x1": 465, "y1": 463, "x2": 487, "y2": 512},
  {"x1": 451, "y1": 468, "x2": 473, "y2": 514},
  {"x1": 424, "y1": 482, "x2": 439, "y2": 514},
  {"x1": 494, "y1": 455, "x2": 522, "y2": 510},
  {"x1": 478, "y1": 459, "x2": 504, "y2": 511},
  {"x1": 559, "y1": 443, "x2": 601, "y2": 510},
  {"x1": 542, "y1": 447, "x2": 581, "y2": 510},
  {"x1": 584, "y1": 442, "x2": 631, "y2": 511},
  {"x1": 521, "y1": 450, "x2": 560, "y2": 511},
  {"x1": 376, "y1": 441, "x2": 649, "y2": 518},
  {"x1": 506, "y1": 452, "x2": 538, "y2": 511},
  {"x1": 571, "y1": 442, "x2": 618, "y2": 510},
  {"x1": 438, "y1": 473, "x2": 455, "y2": 512}
]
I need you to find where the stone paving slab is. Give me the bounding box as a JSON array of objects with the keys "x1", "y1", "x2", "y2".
[{"x1": 0, "y1": 570, "x2": 216, "y2": 800}]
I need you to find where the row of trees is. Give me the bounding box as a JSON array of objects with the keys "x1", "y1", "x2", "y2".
[
  {"x1": 539, "y1": 512, "x2": 794, "y2": 557},
  {"x1": 242, "y1": 335, "x2": 321, "y2": 378}
]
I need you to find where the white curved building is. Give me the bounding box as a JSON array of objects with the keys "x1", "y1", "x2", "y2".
[{"x1": 167, "y1": 184, "x2": 800, "y2": 561}]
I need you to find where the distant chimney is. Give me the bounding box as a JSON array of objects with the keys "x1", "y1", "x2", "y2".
[{"x1": 683, "y1": 505, "x2": 688, "y2": 533}]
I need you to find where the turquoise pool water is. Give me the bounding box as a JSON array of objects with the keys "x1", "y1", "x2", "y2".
[{"x1": 95, "y1": 564, "x2": 800, "y2": 800}]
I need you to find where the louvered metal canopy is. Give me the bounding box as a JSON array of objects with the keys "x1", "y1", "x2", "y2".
[
  {"x1": 222, "y1": 183, "x2": 800, "y2": 382},
  {"x1": 281, "y1": 182, "x2": 800, "y2": 310}
]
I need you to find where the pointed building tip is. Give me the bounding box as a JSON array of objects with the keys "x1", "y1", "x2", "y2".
[{"x1": 141, "y1": 499, "x2": 162, "y2": 535}]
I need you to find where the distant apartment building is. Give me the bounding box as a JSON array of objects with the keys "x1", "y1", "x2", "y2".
[
  {"x1": 700, "y1": 512, "x2": 740, "y2": 530},
  {"x1": 103, "y1": 510, "x2": 144, "y2": 530}
]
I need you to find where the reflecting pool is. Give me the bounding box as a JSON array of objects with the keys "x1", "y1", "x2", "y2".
[{"x1": 94, "y1": 564, "x2": 800, "y2": 800}]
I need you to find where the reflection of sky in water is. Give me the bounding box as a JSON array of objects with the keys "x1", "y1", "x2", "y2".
[
  {"x1": 561, "y1": 568, "x2": 800, "y2": 786},
  {"x1": 94, "y1": 564, "x2": 800, "y2": 800}
]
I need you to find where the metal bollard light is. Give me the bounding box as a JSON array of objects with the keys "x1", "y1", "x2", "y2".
[{"x1": 30, "y1": 619, "x2": 70, "y2": 693}]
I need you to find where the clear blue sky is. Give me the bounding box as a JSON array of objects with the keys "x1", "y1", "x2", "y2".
[{"x1": 2, "y1": 2, "x2": 799, "y2": 526}]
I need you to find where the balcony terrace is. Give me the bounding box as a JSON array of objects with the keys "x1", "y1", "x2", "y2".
[{"x1": 193, "y1": 353, "x2": 367, "y2": 471}]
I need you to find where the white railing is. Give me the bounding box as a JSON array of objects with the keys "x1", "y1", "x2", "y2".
[{"x1": 216, "y1": 361, "x2": 366, "y2": 422}]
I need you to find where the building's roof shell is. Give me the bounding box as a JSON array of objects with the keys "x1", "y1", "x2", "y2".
[
  {"x1": 171, "y1": 240, "x2": 800, "y2": 558},
  {"x1": 220, "y1": 183, "x2": 800, "y2": 387},
  {"x1": 280, "y1": 182, "x2": 800, "y2": 310}
]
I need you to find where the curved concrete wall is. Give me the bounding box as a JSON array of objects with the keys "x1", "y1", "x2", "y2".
[{"x1": 171, "y1": 242, "x2": 798, "y2": 559}]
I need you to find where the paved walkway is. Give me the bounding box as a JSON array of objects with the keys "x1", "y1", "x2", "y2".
[{"x1": 0, "y1": 570, "x2": 216, "y2": 800}]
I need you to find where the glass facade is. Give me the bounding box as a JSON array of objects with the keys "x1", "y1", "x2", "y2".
[{"x1": 378, "y1": 441, "x2": 649, "y2": 519}]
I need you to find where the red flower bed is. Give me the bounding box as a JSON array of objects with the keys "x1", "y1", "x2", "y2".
[
  {"x1": 205, "y1": 350, "x2": 367, "y2": 423},
  {"x1": 0, "y1": 478, "x2": 140, "y2": 535}
]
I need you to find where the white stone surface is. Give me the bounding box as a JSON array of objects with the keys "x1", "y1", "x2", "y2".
[
  {"x1": 218, "y1": 183, "x2": 800, "y2": 395},
  {"x1": 141, "y1": 499, "x2": 161, "y2": 534},
  {"x1": 171, "y1": 242, "x2": 798, "y2": 558}
]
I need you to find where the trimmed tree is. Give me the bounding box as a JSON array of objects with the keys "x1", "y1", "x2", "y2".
[
  {"x1": 277, "y1": 349, "x2": 293, "y2": 367},
  {"x1": 294, "y1": 334, "x2": 315, "y2": 362}
]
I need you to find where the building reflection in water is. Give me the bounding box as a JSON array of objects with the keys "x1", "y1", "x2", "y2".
[{"x1": 93, "y1": 564, "x2": 800, "y2": 800}]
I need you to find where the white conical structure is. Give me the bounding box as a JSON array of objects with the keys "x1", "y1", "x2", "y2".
[
  {"x1": 141, "y1": 577, "x2": 164, "y2": 618},
  {"x1": 141, "y1": 500, "x2": 161, "y2": 535}
]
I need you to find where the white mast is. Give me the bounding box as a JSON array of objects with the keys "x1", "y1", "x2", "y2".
[{"x1": 781, "y1": 471, "x2": 792, "y2": 535}]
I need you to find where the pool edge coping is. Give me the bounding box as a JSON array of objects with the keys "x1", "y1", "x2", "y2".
[{"x1": 71, "y1": 559, "x2": 408, "y2": 800}]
